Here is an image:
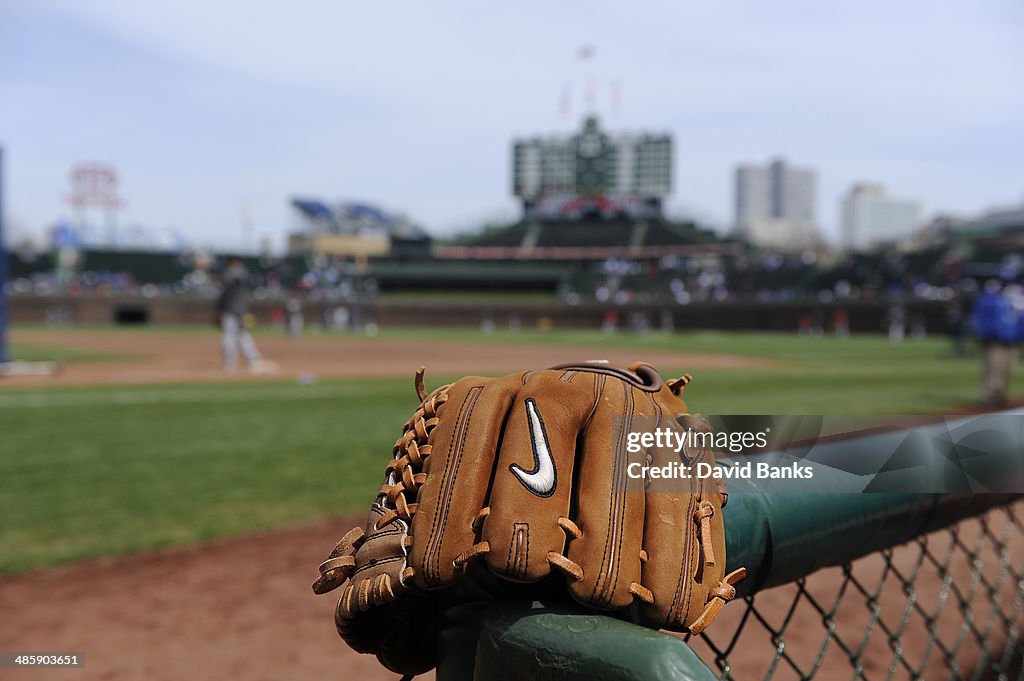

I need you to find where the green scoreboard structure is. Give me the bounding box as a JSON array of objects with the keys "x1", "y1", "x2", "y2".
[{"x1": 512, "y1": 116, "x2": 672, "y2": 220}]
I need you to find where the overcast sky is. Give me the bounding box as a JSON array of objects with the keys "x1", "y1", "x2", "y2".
[{"x1": 1, "y1": 0, "x2": 1021, "y2": 251}]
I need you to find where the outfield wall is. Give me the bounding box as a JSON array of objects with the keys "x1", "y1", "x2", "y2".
[{"x1": 7, "y1": 294, "x2": 953, "y2": 334}]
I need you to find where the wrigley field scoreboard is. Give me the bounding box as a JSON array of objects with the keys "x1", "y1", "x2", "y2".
[{"x1": 512, "y1": 116, "x2": 672, "y2": 218}]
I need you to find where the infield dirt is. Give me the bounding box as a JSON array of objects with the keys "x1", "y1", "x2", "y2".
[{"x1": 4, "y1": 328, "x2": 774, "y2": 387}]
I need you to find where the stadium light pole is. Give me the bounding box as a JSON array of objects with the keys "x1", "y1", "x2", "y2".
[{"x1": 0, "y1": 146, "x2": 8, "y2": 365}]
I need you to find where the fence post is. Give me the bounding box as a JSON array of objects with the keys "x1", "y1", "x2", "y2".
[{"x1": 0, "y1": 146, "x2": 9, "y2": 365}]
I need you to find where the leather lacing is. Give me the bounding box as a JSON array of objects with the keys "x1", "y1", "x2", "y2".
[
  {"x1": 453, "y1": 509, "x2": 595, "y2": 585},
  {"x1": 667, "y1": 373, "x2": 693, "y2": 396},
  {"x1": 689, "y1": 567, "x2": 747, "y2": 634},
  {"x1": 695, "y1": 500, "x2": 717, "y2": 567},
  {"x1": 547, "y1": 518, "x2": 657, "y2": 603},
  {"x1": 313, "y1": 367, "x2": 451, "y2": 595},
  {"x1": 378, "y1": 369, "x2": 449, "y2": 527},
  {"x1": 454, "y1": 512, "x2": 658, "y2": 610},
  {"x1": 687, "y1": 484, "x2": 744, "y2": 634},
  {"x1": 312, "y1": 526, "x2": 364, "y2": 595}
]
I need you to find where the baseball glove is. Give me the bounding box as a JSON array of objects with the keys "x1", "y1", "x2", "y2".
[{"x1": 313, "y1": 361, "x2": 744, "y2": 676}]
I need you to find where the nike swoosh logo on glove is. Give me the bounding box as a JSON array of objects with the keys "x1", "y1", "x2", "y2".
[{"x1": 510, "y1": 398, "x2": 557, "y2": 497}]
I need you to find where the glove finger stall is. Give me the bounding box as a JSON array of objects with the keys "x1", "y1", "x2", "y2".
[
  {"x1": 567, "y1": 377, "x2": 653, "y2": 610},
  {"x1": 482, "y1": 369, "x2": 599, "y2": 583},
  {"x1": 408, "y1": 373, "x2": 524, "y2": 588}
]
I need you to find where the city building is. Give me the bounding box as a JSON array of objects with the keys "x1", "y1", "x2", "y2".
[
  {"x1": 734, "y1": 158, "x2": 818, "y2": 250},
  {"x1": 840, "y1": 184, "x2": 921, "y2": 251},
  {"x1": 512, "y1": 116, "x2": 671, "y2": 220}
]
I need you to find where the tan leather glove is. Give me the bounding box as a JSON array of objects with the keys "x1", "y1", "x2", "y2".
[{"x1": 313, "y1": 361, "x2": 744, "y2": 676}]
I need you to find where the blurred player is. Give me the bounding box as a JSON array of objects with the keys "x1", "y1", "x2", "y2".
[
  {"x1": 833, "y1": 308, "x2": 850, "y2": 338},
  {"x1": 945, "y1": 293, "x2": 967, "y2": 356},
  {"x1": 216, "y1": 258, "x2": 276, "y2": 374},
  {"x1": 797, "y1": 312, "x2": 811, "y2": 337},
  {"x1": 285, "y1": 295, "x2": 304, "y2": 339},
  {"x1": 886, "y1": 300, "x2": 906, "y2": 345}
]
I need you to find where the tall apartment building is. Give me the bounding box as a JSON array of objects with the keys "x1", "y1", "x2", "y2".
[
  {"x1": 734, "y1": 158, "x2": 818, "y2": 250},
  {"x1": 840, "y1": 183, "x2": 921, "y2": 251}
]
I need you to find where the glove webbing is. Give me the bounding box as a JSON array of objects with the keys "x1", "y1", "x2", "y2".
[{"x1": 313, "y1": 369, "x2": 451, "y2": 595}]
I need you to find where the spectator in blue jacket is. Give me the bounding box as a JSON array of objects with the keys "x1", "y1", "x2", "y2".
[
  {"x1": 973, "y1": 280, "x2": 1002, "y2": 341},
  {"x1": 974, "y1": 278, "x2": 1020, "y2": 407}
]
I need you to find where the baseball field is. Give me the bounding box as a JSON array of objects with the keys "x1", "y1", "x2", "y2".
[{"x1": 0, "y1": 325, "x2": 1014, "y2": 680}]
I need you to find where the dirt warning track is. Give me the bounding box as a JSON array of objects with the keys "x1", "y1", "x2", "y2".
[{"x1": 2, "y1": 510, "x2": 1009, "y2": 681}]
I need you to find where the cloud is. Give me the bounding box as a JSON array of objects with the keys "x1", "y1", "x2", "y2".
[{"x1": 3, "y1": 0, "x2": 1022, "y2": 247}]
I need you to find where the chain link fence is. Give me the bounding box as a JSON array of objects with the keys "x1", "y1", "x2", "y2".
[{"x1": 685, "y1": 499, "x2": 1024, "y2": 681}]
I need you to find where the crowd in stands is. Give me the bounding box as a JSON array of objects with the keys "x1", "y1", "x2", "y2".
[
  {"x1": 4, "y1": 248, "x2": 377, "y2": 307},
  {"x1": 564, "y1": 247, "x2": 965, "y2": 306},
  {"x1": 1, "y1": 221, "x2": 1010, "y2": 310}
]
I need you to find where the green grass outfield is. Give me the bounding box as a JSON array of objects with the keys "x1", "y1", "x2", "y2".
[{"x1": 0, "y1": 327, "x2": 1007, "y2": 574}]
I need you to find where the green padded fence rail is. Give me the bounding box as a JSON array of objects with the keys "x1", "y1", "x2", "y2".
[
  {"x1": 472, "y1": 602, "x2": 718, "y2": 681},
  {"x1": 439, "y1": 411, "x2": 1024, "y2": 681},
  {"x1": 723, "y1": 411, "x2": 1024, "y2": 595}
]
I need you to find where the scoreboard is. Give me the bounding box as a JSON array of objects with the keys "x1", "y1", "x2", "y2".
[{"x1": 512, "y1": 116, "x2": 672, "y2": 210}]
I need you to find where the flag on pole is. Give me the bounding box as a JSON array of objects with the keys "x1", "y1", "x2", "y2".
[
  {"x1": 584, "y1": 73, "x2": 598, "y2": 109},
  {"x1": 610, "y1": 79, "x2": 622, "y2": 114}
]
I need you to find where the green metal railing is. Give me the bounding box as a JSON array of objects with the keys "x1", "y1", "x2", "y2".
[{"x1": 437, "y1": 412, "x2": 1024, "y2": 680}]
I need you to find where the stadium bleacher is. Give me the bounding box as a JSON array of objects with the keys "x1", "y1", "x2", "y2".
[
  {"x1": 641, "y1": 220, "x2": 719, "y2": 246},
  {"x1": 460, "y1": 222, "x2": 533, "y2": 248},
  {"x1": 533, "y1": 220, "x2": 636, "y2": 248},
  {"x1": 458, "y1": 217, "x2": 719, "y2": 251}
]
